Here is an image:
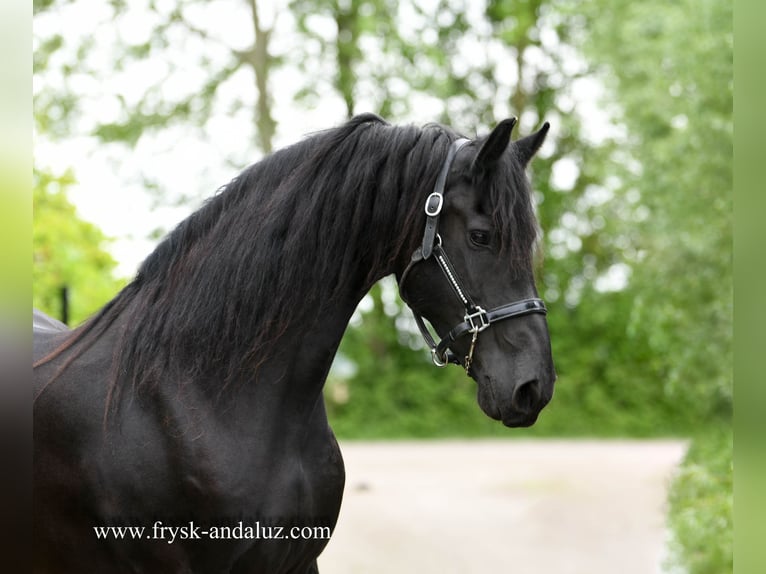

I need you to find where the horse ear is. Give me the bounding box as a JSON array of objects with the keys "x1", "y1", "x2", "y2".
[
  {"x1": 515, "y1": 121, "x2": 550, "y2": 166},
  {"x1": 472, "y1": 118, "x2": 517, "y2": 172}
]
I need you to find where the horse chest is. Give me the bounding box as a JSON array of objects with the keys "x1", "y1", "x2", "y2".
[
  {"x1": 70, "y1": 422, "x2": 344, "y2": 573},
  {"x1": 133, "y1": 408, "x2": 341, "y2": 510},
  {"x1": 186, "y1": 431, "x2": 345, "y2": 522}
]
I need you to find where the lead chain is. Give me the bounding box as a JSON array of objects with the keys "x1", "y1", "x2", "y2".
[{"x1": 464, "y1": 329, "x2": 480, "y2": 375}]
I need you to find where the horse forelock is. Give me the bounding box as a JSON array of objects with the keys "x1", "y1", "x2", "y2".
[{"x1": 478, "y1": 150, "x2": 540, "y2": 274}]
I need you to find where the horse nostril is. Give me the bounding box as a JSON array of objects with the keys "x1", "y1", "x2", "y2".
[{"x1": 511, "y1": 379, "x2": 541, "y2": 413}]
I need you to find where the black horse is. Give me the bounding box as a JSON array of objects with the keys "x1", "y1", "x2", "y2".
[{"x1": 33, "y1": 114, "x2": 555, "y2": 573}]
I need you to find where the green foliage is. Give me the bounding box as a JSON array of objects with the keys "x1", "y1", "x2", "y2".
[
  {"x1": 572, "y1": 2, "x2": 733, "y2": 572},
  {"x1": 541, "y1": 288, "x2": 699, "y2": 436},
  {"x1": 574, "y1": 0, "x2": 733, "y2": 425},
  {"x1": 32, "y1": 169, "x2": 126, "y2": 325},
  {"x1": 666, "y1": 428, "x2": 732, "y2": 574}
]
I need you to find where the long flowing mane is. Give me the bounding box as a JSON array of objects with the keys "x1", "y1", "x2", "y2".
[{"x1": 35, "y1": 114, "x2": 539, "y2": 401}]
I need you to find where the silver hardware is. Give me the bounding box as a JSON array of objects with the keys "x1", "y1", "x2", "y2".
[
  {"x1": 431, "y1": 348, "x2": 448, "y2": 367},
  {"x1": 464, "y1": 306, "x2": 489, "y2": 333},
  {"x1": 464, "y1": 329, "x2": 480, "y2": 374},
  {"x1": 424, "y1": 192, "x2": 444, "y2": 217}
]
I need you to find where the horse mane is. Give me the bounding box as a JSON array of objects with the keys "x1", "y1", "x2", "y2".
[{"x1": 35, "y1": 113, "x2": 539, "y2": 403}]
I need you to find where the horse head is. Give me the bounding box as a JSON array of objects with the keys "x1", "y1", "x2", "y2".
[{"x1": 398, "y1": 119, "x2": 556, "y2": 427}]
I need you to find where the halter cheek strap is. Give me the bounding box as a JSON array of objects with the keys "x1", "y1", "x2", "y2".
[
  {"x1": 398, "y1": 137, "x2": 548, "y2": 373},
  {"x1": 420, "y1": 138, "x2": 467, "y2": 259}
]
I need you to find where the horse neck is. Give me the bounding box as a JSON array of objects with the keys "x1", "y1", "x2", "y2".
[
  {"x1": 108, "y1": 134, "x2": 428, "y2": 426},
  {"x1": 151, "y1": 278, "x2": 363, "y2": 441},
  {"x1": 211, "y1": 222, "x2": 408, "y2": 431}
]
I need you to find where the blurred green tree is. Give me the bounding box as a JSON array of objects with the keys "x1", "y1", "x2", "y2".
[
  {"x1": 572, "y1": 0, "x2": 732, "y2": 571},
  {"x1": 574, "y1": 0, "x2": 732, "y2": 423},
  {"x1": 32, "y1": 169, "x2": 126, "y2": 325}
]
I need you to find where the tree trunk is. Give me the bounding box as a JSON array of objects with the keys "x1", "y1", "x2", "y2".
[{"x1": 247, "y1": 0, "x2": 276, "y2": 153}]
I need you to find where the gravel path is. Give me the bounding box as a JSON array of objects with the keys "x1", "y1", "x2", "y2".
[{"x1": 318, "y1": 440, "x2": 687, "y2": 574}]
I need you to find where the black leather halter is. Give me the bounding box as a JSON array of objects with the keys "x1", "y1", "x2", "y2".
[{"x1": 398, "y1": 137, "x2": 548, "y2": 372}]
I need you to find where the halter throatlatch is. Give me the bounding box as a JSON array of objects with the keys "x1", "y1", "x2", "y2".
[{"x1": 398, "y1": 137, "x2": 548, "y2": 373}]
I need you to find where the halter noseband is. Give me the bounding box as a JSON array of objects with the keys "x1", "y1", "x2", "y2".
[{"x1": 398, "y1": 137, "x2": 548, "y2": 373}]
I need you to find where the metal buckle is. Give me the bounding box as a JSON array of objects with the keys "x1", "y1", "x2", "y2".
[
  {"x1": 464, "y1": 306, "x2": 490, "y2": 333},
  {"x1": 424, "y1": 192, "x2": 444, "y2": 217}
]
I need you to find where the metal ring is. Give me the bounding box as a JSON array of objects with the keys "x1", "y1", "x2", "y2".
[{"x1": 431, "y1": 348, "x2": 448, "y2": 367}]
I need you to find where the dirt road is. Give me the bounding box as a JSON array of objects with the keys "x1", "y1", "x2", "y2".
[{"x1": 318, "y1": 440, "x2": 687, "y2": 574}]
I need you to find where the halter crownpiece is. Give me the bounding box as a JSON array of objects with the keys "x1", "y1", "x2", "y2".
[{"x1": 398, "y1": 137, "x2": 548, "y2": 373}]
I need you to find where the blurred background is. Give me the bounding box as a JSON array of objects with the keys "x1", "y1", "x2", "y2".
[{"x1": 32, "y1": 0, "x2": 731, "y2": 572}]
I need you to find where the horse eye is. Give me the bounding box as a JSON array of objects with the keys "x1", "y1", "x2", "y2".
[{"x1": 469, "y1": 230, "x2": 491, "y2": 247}]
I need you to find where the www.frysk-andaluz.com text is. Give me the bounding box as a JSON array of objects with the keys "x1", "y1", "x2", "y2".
[{"x1": 93, "y1": 521, "x2": 332, "y2": 544}]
